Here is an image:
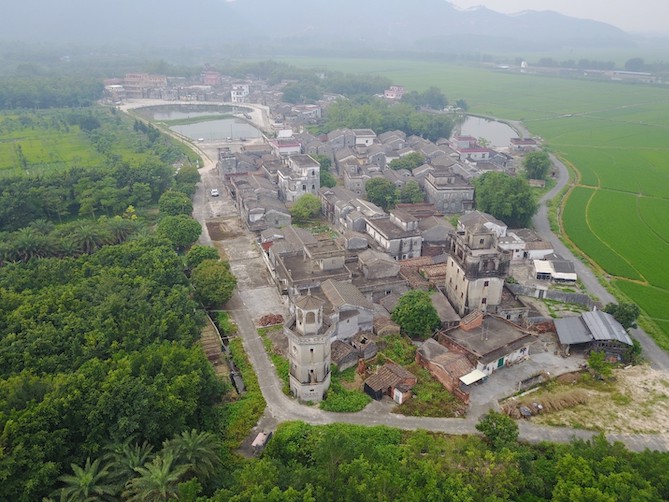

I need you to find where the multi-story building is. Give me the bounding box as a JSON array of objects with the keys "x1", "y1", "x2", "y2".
[
  {"x1": 423, "y1": 170, "x2": 474, "y2": 214},
  {"x1": 365, "y1": 209, "x2": 422, "y2": 260},
  {"x1": 231, "y1": 83, "x2": 250, "y2": 103},
  {"x1": 277, "y1": 154, "x2": 320, "y2": 202},
  {"x1": 285, "y1": 294, "x2": 332, "y2": 401},
  {"x1": 444, "y1": 222, "x2": 510, "y2": 316}
]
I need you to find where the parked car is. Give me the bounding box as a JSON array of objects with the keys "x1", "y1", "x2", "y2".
[{"x1": 210, "y1": 188, "x2": 220, "y2": 197}]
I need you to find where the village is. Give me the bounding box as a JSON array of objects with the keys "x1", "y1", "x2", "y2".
[{"x1": 114, "y1": 70, "x2": 653, "y2": 434}]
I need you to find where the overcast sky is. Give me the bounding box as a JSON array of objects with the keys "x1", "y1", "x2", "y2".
[{"x1": 451, "y1": 0, "x2": 669, "y2": 34}]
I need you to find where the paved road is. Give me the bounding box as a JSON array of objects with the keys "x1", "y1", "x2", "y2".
[
  {"x1": 532, "y1": 155, "x2": 669, "y2": 371},
  {"x1": 136, "y1": 99, "x2": 669, "y2": 453}
]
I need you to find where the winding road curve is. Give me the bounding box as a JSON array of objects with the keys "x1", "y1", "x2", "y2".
[{"x1": 120, "y1": 100, "x2": 669, "y2": 452}]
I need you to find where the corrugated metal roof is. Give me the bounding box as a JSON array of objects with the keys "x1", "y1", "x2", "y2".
[
  {"x1": 554, "y1": 316, "x2": 592, "y2": 345},
  {"x1": 555, "y1": 311, "x2": 633, "y2": 346},
  {"x1": 583, "y1": 311, "x2": 632, "y2": 346}
]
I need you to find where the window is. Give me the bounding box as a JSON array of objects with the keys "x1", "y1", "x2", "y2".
[
  {"x1": 479, "y1": 238, "x2": 484, "y2": 245},
  {"x1": 302, "y1": 184, "x2": 306, "y2": 191},
  {"x1": 482, "y1": 297, "x2": 487, "y2": 304},
  {"x1": 484, "y1": 280, "x2": 489, "y2": 287}
]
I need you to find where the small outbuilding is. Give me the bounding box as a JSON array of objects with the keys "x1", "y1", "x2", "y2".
[{"x1": 363, "y1": 363, "x2": 417, "y2": 402}]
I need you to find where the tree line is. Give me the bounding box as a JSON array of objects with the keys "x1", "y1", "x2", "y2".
[
  {"x1": 320, "y1": 98, "x2": 455, "y2": 142},
  {"x1": 0, "y1": 110, "x2": 199, "y2": 232},
  {"x1": 0, "y1": 75, "x2": 103, "y2": 109},
  {"x1": 212, "y1": 419, "x2": 669, "y2": 501}
]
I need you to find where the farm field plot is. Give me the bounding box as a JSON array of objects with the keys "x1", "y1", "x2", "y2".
[
  {"x1": 0, "y1": 125, "x2": 104, "y2": 177},
  {"x1": 281, "y1": 57, "x2": 669, "y2": 344},
  {"x1": 615, "y1": 280, "x2": 669, "y2": 349},
  {"x1": 562, "y1": 187, "x2": 641, "y2": 281},
  {"x1": 588, "y1": 190, "x2": 669, "y2": 287}
]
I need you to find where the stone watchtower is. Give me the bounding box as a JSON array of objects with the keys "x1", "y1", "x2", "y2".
[
  {"x1": 285, "y1": 293, "x2": 332, "y2": 401},
  {"x1": 444, "y1": 223, "x2": 511, "y2": 317}
]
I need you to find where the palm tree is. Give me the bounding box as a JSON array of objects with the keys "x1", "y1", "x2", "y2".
[
  {"x1": 103, "y1": 438, "x2": 155, "y2": 487},
  {"x1": 162, "y1": 429, "x2": 222, "y2": 482},
  {"x1": 57, "y1": 457, "x2": 116, "y2": 502},
  {"x1": 12, "y1": 227, "x2": 56, "y2": 261},
  {"x1": 122, "y1": 451, "x2": 190, "y2": 502},
  {"x1": 70, "y1": 221, "x2": 111, "y2": 254},
  {"x1": 102, "y1": 217, "x2": 137, "y2": 244}
]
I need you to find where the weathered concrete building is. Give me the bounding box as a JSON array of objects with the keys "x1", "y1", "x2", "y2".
[
  {"x1": 277, "y1": 154, "x2": 320, "y2": 202},
  {"x1": 423, "y1": 170, "x2": 474, "y2": 214},
  {"x1": 285, "y1": 294, "x2": 332, "y2": 402},
  {"x1": 444, "y1": 219, "x2": 510, "y2": 316},
  {"x1": 365, "y1": 209, "x2": 422, "y2": 260}
]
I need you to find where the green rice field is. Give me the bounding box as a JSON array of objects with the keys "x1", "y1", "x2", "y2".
[{"x1": 281, "y1": 56, "x2": 669, "y2": 345}]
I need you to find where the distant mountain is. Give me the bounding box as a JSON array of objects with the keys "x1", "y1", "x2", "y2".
[{"x1": 1, "y1": 0, "x2": 635, "y2": 52}]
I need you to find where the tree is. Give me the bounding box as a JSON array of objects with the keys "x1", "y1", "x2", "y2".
[
  {"x1": 388, "y1": 152, "x2": 424, "y2": 171},
  {"x1": 455, "y1": 99, "x2": 469, "y2": 111},
  {"x1": 156, "y1": 215, "x2": 201, "y2": 252},
  {"x1": 603, "y1": 302, "x2": 640, "y2": 331},
  {"x1": 320, "y1": 170, "x2": 336, "y2": 188},
  {"x1": 422, "y1": 86, "x2": 448, "y2": 110},
  {"x1": 159, "y1": 191, "x2": 193, "y2": 216},
  {"x1": 391, "y1": 290, "x2": 440, "y2": 340},
  {"x1": 190, "y1": 259, "x2": 237, "y2": 308},
  {"x1": 185, "y1": 245, "x2": 220, "y2": 270},
  {"x1": 162, "y1": 429, "x2": 222, "y2": 482},
  {"x1": 399, "y1": 180, "x2": 424, "y2": 203},
  {"x1": 365, "y1": 178, "x2": 398, "y2": 211},
  {"x1": 57, "y1": 457, "x2": 116, "y2": 502},
  {"x1": 104, "y1": 439, "x2": 155, "y2": 487},
  {"x1": 523, "y1": 151, "x2": 551, "y2": 180},
  {"x1": 122, "y1": 451, "x2": 190, "y2": 502},
  {"x1": 587, "y1": 351, "x2": 613, "y2": 379},
  {"x1": 290, "y1": 193, "x2": 322, "y2": 223},
  {"x1": 473, "y1": 172, "x2": 538, "y2": 227},
  {"x1": 313, "y1": 154, "x2": 332, "y2": 171},
  {"x1": 476, "y1": 411, "x2": 519, "y2": 450},
  {"x1": 625, "y1": 57, "x2": 645, "y2": 72}
]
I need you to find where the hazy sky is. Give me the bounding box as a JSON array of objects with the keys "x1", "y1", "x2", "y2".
[{"x1": 451, "y1": 0, "x2": 669, "y2": 34}]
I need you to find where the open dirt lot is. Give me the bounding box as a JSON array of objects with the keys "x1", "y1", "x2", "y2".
[{"x1": 510, "y1": 365, "x2": 669, "y2": 434}]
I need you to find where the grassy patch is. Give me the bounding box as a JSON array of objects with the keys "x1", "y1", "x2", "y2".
[
  {"x1": 393, "y1": 364, "x2": 466, "y2": 418},
  {"x1": 543, "y1": 298, "x2": 589, "y2": 317},
  {"x1": 216, "y1": 311, "x2": 238, "y2": 336},
  {"x1": 258, "y1": 326, "x2": 289, "y2": 394},
  {"x1": 158, "y1": 114, "x2": 234, "y2": 126},
  {"x1": 378, "y1": 334, "x2": 417, "y2": 366},
  {"x1": 217, "y1": 338, "x2": 266, "y2": 448},
  {"x1": 320, "y1": 366, "x2": 371, "y2": 412}
]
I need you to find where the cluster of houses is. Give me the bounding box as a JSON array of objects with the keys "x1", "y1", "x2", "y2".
[
  {"x1": 112, "y1": 70, "x2": 633, "y2": 407},
  {"x1": 211, "y1": 118, "x2": 633, "y2": 405}
]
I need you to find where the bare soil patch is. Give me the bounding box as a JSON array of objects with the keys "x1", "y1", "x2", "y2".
[
  {"x1": 206, "y1": 220, "x2": 243, "y2": 240},
  {"x1": 504, "y1": 365, "x2": 669, "y2": 434}
]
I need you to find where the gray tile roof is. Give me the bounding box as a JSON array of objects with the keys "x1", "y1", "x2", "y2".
[{"x1": 321, "y1": 279, "x2": 373, "y2": 310}]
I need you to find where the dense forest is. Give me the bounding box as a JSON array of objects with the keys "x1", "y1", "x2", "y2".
[{"x1": 214, "y1": 421, "x2": 669, "y2": 501}]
